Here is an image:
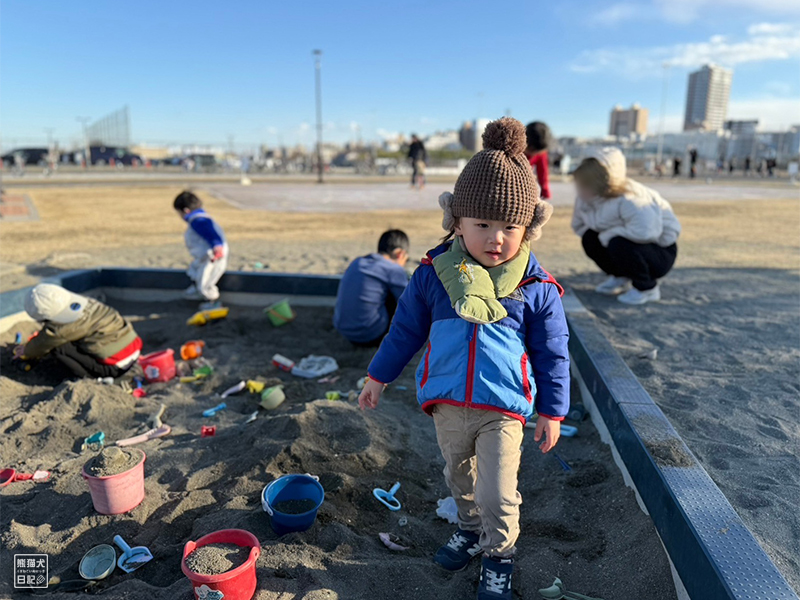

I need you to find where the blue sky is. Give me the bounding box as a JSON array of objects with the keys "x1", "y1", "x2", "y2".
[{"x1": 1, "y1": 0, "x2": 798, "y2": 150}]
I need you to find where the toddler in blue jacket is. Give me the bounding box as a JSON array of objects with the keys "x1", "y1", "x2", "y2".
[{"x1": 358, "y1": 118, "x2": 570, "y2": 600}]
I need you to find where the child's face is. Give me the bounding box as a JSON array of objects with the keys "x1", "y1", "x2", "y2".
[{"x1": 454, "y1": 217, "x2": 526, "y2": 268}]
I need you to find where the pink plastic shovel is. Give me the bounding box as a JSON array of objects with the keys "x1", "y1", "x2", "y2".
[{"x1": 115, "y1": 425, "x2": 171, "y2": 447}]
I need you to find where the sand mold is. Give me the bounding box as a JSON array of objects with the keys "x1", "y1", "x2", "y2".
[{"x1": 185, "y1": 542, "x2": 250, "y2": 575}]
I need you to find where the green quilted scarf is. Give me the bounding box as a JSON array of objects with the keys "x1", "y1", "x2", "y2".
[{"x1": 432, "y1": 238, "x2": 530, "y2": 324}]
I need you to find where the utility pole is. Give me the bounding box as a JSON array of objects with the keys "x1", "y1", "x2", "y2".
[
  {"x1": 656, "y1": 63, "x2": 671, "y2": 168},
  {"x1": 313, "y1": 49, "x2": 324, "y2": 183},
  {"x1": 43, "y1": 128, "x2": 55, "y2": 148},
  {"x1": 76, "y1": 116, "x2": 91, "y2": 168}
]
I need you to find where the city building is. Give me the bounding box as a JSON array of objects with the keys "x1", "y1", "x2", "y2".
[
  {"x1": 424, "y1": 130, "x2": 461, "y2": 151},
  {"x1": 724, "y1": 120, "x2": 758, "y2": 135},
  {"x1": 684, "y1": 64, "x2": 732, "y2": 132},
  {"x1": 459, "y1": 119, "x2": 491, "y2": 152},
  {"x1": 609, "y1": 104, "x2": 648, "y2": 138}
]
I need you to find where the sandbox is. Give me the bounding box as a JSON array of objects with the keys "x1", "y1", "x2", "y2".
[{"x1": 0, "y1": 268, "x2": 795, "y2": 599}]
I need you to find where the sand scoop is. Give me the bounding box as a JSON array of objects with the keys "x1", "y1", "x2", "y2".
[{"x1": 113, "y1": 535, "x2": 152, "y2": 573}]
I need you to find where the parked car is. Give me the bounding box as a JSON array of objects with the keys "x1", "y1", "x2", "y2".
[
  {"x1": 1, "y1": 148, "x2": 49, "y2": 167},
  {"x1": 89, "y1": 146, "x2": 143, "y2": 166},
  {"x1": 185, "y1": 154, "x2": 218, "y2": 172}
]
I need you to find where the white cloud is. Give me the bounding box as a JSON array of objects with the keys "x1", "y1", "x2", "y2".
[
  {"x1": 571, "y1": 23, "x2": 800, "y2": 77},
  {"x1": 748, "y1": 22, "x2": 796, "y2": 35},
  {"x1": 586, "y1": 0, "x2": 800, "y2": 26},
  {"x1": 728, "y1": 96, "x2": 800, "y2": 129},
  {"x1": 590, "y1": 3, "x2": 648, "y2": 25}
]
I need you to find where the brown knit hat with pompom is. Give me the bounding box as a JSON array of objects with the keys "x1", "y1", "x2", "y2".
[{"x1": 451, "y1": 117, "x2": 539, "y2": 227}]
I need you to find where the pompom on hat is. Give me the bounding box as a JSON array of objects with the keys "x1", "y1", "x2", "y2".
[{"x1": 444, "y1": 117, "x2": 552, "y2": 240}]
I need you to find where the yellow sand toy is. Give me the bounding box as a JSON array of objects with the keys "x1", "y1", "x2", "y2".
[{"x1": 186, "y1": 306, "x2": 229, "y2": 326}]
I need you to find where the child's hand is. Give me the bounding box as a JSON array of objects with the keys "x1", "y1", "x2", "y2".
[
  {"x1": 211, "y1": 246, "x2": 225, "y2": 261},
  {"x1": 358, "y1": 378, "x2": 384, "y2": 410},
  {"x1": 533, "y1": 417, "x2": 561, "y2": 453}
]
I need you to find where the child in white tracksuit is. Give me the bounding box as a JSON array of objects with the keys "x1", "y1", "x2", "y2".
[{"x1": 173, "y1": 191, "x2": 229, "y2": 308}]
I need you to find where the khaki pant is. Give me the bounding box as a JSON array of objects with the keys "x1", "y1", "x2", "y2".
[{"x1": 432, "y1": 403, "x2": 524, "y2": 557}]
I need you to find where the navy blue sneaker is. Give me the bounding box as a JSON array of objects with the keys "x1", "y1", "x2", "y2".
[
  {"x1": 477, "y1": 555, "x2": 514, "y2": 599},
  {"x1": 433, "y1": 528, "x2": 483, "y2": 571}
]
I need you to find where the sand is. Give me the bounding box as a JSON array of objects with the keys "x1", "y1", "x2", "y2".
[
  {"x1": 85, "y1": 447, "x2": 144, "y2": 477},
  {"x1": 185, "y1": 543, "x2": 250, "y2": 575},
  {"x1": 272, "y1": 499, "x2": 319, "y2": 515},
  {"x1": 0, "y1": 300, "x2": 677, "y2": 599},
  {"x1": 568, "y1": 266, "x2": 800, "y2": 590}
]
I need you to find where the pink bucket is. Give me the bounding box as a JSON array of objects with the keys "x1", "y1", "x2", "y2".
[
  {"x1": 82, "y1": 450, "x2": 146, "y2": 514},
  {"x1": 139, "y1": 349, "x2": 176, "y2": 383}
]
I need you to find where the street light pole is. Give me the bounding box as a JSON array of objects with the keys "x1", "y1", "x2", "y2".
[
  {"x1": 76, "y1": 116, "x2": 91, "y2": 168},
  {"x1": 656, "y1": 63, "x2": 670, "y2": 168},
  {"x1": 313, "y1": 49, "x2": 323, "y2": 184}
]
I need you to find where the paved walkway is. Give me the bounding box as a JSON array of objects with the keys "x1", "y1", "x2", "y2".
[{"x1": 202, "y1": 180, "x2": 798, "y2": 213}]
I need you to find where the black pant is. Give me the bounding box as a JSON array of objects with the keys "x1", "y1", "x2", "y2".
[
  {"x1": 352, "y1": 293, "x2": 398, "y2": 348},
  {"x1": 53, "y1": 342, "x2": 126, "y2": 379},
  {"x1": 582, "y1": 230, "x2": 677, "y2": 291}
]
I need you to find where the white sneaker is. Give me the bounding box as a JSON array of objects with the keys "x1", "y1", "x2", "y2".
[
  {"x1": 595, "y1": 276, "x2": 632, "y2": 295},
  {"x1": 617, "y1": 286, "x2": 661, "y2": 305}
]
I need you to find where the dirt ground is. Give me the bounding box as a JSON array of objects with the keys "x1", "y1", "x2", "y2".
[
  {"x1": 0, "y1": 301, "x2": 676, "y2": 599},
  {"x1": 1, "y1": 185, "x2": 797, "y2": 290}
]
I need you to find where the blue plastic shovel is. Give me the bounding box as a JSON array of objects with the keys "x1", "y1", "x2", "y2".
[
  {"x1": 113, "y1": 535, "x2": 152, "y2": 573},
  {"x1": 373, "y1": 482, "x2": 402, "y2": 511}
]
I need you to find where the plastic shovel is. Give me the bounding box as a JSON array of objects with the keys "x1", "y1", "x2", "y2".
[
  {"x1": 116, "y1": 425, "x2": 171, "y2": 447},
  {"x1": 0, "y1": 468, "x2": 50, "y2": 487},
  {"x1": 202, "y1": 402, "x2": 226, "y2": 418},
  {"x1": 373, "y1": 482, "x2": 402, "y2": 511},
  {"x1": 113, "y1": 535, "x2": 153, "y2": 573},
  {"x1": 539, "y1": 577, "x2": 605, "y2": 600}
]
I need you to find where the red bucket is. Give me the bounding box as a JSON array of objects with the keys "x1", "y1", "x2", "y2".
[
  {"x1": 182, "y1": 529, "x2": 261, "y2": 600},
  {"x1": 139, "y1": 349, "x2": 176, "y2": 383},
  {"x1": 81, "y1": 450, "x2": 146, "y2": 515}
]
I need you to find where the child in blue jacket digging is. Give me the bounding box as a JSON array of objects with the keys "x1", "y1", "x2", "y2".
[{"x1": 358, "y1": 118, "x2": 570, "y2": 600}]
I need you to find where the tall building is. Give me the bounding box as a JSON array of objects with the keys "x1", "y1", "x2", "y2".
[
  {"x1": 459, "y1": 119, "x2": 491, "y2": 152},
  {"x1": 609, "y1": 104, "x2": 648, "y2": 137},
  {"x1": 684, "y1": 64, "x2": 732, "y2": 132}
]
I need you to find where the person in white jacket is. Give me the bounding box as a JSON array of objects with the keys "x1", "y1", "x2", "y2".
[{"x1": 572, "y1": 148, "x2": 681, "y2": 305}]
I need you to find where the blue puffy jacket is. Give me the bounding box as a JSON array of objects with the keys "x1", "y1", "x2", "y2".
[{"x1": 368, "y1": 242, "x2": 570, "y2": 424}]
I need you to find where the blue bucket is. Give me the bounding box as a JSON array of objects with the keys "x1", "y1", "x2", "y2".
[{"x1": 261, "y1": 474, "x2": 324, "y2": 536}]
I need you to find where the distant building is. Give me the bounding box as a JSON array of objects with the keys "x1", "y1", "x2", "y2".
[
  {"x1": 459, "y1": 119, "x2": 491, "y2": 152},
  {"x1": 609, "y1": 104, "x2": 648, "y2": 138},
  {"x1": 724, "y1": 120, "x2": 758, "y2": 135},
  {"x1": 425, "y1": 130, "x2": 461, "y2": 151},
  {"x1": 684, "y1": 64, "x2": 732, "y2": 132}
]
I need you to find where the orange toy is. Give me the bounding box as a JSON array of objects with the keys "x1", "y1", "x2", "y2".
[{"x1": 180, "y1": 340, "x2": 206, "y2": 361}]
